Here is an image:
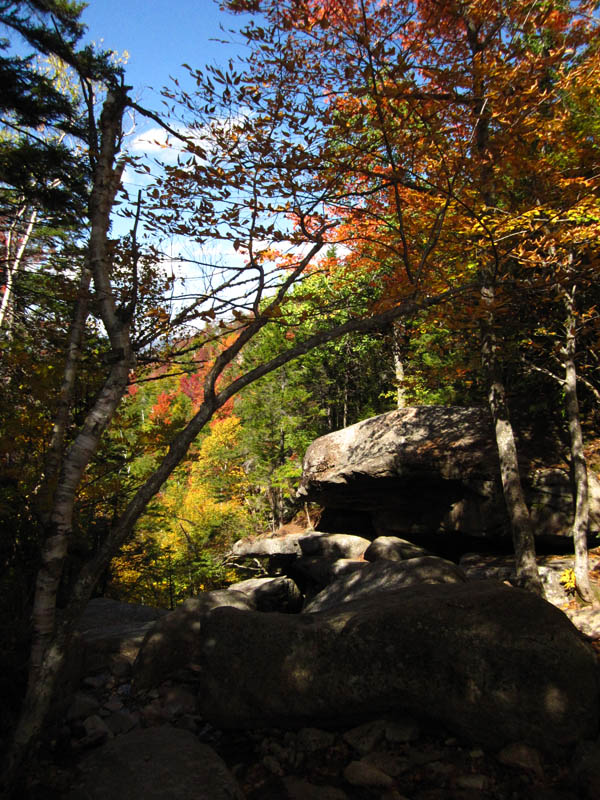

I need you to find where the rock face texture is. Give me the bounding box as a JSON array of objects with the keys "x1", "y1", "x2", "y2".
[
  {"x1": 297, "y1": 405, "x2": 600, "y2": 540},
  {"x1": 186, "y1": 581, "x2": 599, "y2": 755},
  {"x1": 232, "y1": 532, "x2": 370, "y2": 560},
  {"x1": 227, "y1": 576, "x2": 303, "y2": 613},
  {"x1": 66, "y1": 597, "x2": 168, "y2": 685},
  {"x1": 303, "y1": 556, "x2": 467, "y2": 613},
  {"x1": 67, "y1": 726, "x2": 243, "y2": 800},
  {"x1": 133, "y1": 589, "x2": 256, "y2": 692}
]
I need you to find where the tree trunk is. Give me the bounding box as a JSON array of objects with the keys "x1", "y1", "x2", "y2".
[
  {"x1": 4, "y1": 88, "x2": 131, "y2": 790},
  {"x1": 0, "y1": 204, "x2": 38, "y2": 334},
  {"x1": 480, "y1": 272, "x2": 543, "y2": 596},
  {"x1": 35, "y1": 265, "x2": 92, "y2": 524},
  {"x1": 392, "y1": 321, "x2": 407, "y2": 408},
  {"x1": 564, "y1": 284, "x2": 595, "y2": 603}
]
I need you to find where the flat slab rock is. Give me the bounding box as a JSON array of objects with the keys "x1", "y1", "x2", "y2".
[
  {"x1": 66, "y1": 726, "x2": 243, "y2": 799},
  {"x1": 71, "y1": 598, "x2": 168, "y2": 675},
  {"x1": 190, "y1": 580, "x2": 599, "y2": 755},
  {"x1": 232, "y1": 531, "x2": 370, "y2": 560},
  {"x1": 297, "y1": 406, "x2": 600, "y2": 539}
]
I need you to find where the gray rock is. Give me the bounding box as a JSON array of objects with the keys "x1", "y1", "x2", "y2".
[
  {"x1": 105, "y1": 709, "x2": 138, "y2": 735},
  {"x1": 82, "y1": 714, "x2": 112, "y2": 741},
  {"x1": 231, "y1": 531, "x2": 370, "y2": 560},
  {"x1": 67, "y1": 692, "x2": 101, "y2": 721},
  {"x1": 283, "y1": 776, "x2": 349, "y2": 800},
  {"x1": 456, "y1": 774, "x2": 488, "y2": 790},
  {"x1": 228, "y1": 576, "x2": 302, "y2": 612},
  {"x1": 296, "y1": 727, "x2": 336, "y2": 753},
  {"x1": 343, "y1": 720, "x2": 386, "y2": 755},
  {"x1": 298, "y1": 406, "x2": 600, "y2": 540},
  {"x1": 303, "y1": 556, "x2": 466, "y2": 613},
  {"x1": 572, "y1": 737, "x2": 600, "y2": 800},
  {"x1": 190, "y1": 581, "x2": 599, "y2": 755},
  {"x1": 132, "y1": 589, "x2": 254, "y2": 692},
  {"x1": 343, "y1": 760, "x2": 394, "y2": 788},
  {"x1": 365, "y1": 536, "x2": 430, "y2": 562},
  {"x1": 496, "y1": 741, "x2": 544, "y2": 777},
  {"x1": 159, "y1": 685, "x2": 197, "y2": 716},
  {"x1": 384, "y1": 716, "x2": 420, "y2": 744},
  {"x1": 75, "y1": 598, "x2": 168, "y2": 675},
  {"x1": 363, "y1": 751, "x2": 411, "y2": 777},
  {"x1": 232, "y1": 533, "x2": 305, "y2": 557},
  {"x1": 459, "y1": 552, "x2": 595, "y2": 610},
  {"x1": 299, "y1": 533, "x2": 371, "y2": 559},
  {"x1": 67, "y1": 726, "x2": 243, "y2": 799},
  {"x1": 292, "y1": 557, "x2": 367, "y2": 590}
]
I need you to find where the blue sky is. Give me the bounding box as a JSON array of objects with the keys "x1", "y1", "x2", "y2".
[
  {"x1": 80, "y1": 2, "x2": 262, "y2": 278},
  {"x1": 81, "y1": 0, "x2": 248, "y2": 106}
]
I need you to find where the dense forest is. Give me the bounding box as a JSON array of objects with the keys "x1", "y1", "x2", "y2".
[{"x1": 2, "y1": 0, "x2": 600, "y2": 789}]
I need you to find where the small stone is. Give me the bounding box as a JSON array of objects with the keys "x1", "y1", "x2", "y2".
[
  {"x1": 426, "y1": 761, "x2": 455, "y2": 779},
  {"x1": 66, "y1": 692, "x2": 100, "y2": 721},
  {"x1": 497, "y1": 742, "x2": 543, "y2": 778},
  {"x1": 140, "y1": 699, "x2": 167, "y2": 726},
  {"x1": 102, "y1": 696, "x2": 123, "y2": 713},
  {"x1": 82, "y1": 674, "x2": 109, "y2": 690},
  {"x1": 174, "y1": 714, "x2": 201, "y2": 733},
  {"x1": 364, "y1": 751, "x2": 410, "y2": 778},
  {"x1": 71, "y1": 728, "x2": 107, "y2": 751},
  {"x1": 456, "y1": 774, "x2": 487, "y2": 790},
  {"x1": 161, "y1": 685, "x2": 197, "y2": 716},
  {"x1": 83, "y1": 714, "x2": 112, "y2": 741},
  {"x1": 283, "y1": 776, "x2": 349, "y2": 800},
  {"x1": 343, "y1": 719, "x2": 386, "y2": 755},
  {"x1": 109, "y1": 655, "x2": 132, "y2": 679},
  {"x1": 296, "y1": 727, "x2": 336, "y2": 753},
  {"x1": 406, "y1": 748, "x2": 445, "y2": 767},
  {"x1": 267, "y1": 740, "x2": 291, "y2": 763},
  {"x1": 385, "y1": 716, "x2": 420, "y2": 744},
  {"x1": 106, "y1": 709, "x2": 138, "y2": 735},
  {"x1": 469, "y1": 748, "x2": 484, "y2": 759},
  {"x1": 343, "y1": 759, "x2": 394, "y2": 788},
  {"x1": 262, "y1": 754, "x2": 284, "y2": 776}
]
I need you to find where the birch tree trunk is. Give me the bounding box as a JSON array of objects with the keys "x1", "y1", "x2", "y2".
[
  {"x1": 564, "y1": 284, "x2": 595, "y2": 603},
  {"x1": 5, "y1": 88, "x2": 131, "y2": 787},
  {"x1": 0, "y1": 204, "x2": 38, "y2": 334},
  {"x1": 392, "y1": 320, "x2": 407, "y2": 409},
  {"x1": 35, "y1": 265, "x2": 92, "y2": 524},
  {"x1": 480, "y1": 270, "x2": 543, "y2": 596}
]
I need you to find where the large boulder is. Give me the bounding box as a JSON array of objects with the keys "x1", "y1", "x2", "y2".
[
  {"x1": 74, "y1": 598, "x2": 168, "y2": 675},
  {"x1": 298, "y1": 406, "x2": 600, "y2": 540},
  {"x1": 227, "y1": 576, "x2": 302, "y2": 612},
  {"x1": 232, "y1": 531, "x2": 370, "y2": 560},
  {"x1": 67, "y1": 726, "x2": 243, "y2": 800},
  {"x1": 303, "y1": 556, "x2": 467, "y2": 613},
  {"x1": 364, "y1": 536, "x2": 430, "y2": 562},
  {"x1": 291, "y1": 557, "x2": 368, "y2": 589},
  {"x1": 232, "y1": 532, "x2": 305, "y2": 557},
  {"x1": 133, "y1": 589, "x2": 255, "y2": 692},
  {"x1": 299, "y1": 533, "x2": 371, "y2": 559},
  {"x1": 190, "y1": 581, "x2": 599, "y2": 755}
]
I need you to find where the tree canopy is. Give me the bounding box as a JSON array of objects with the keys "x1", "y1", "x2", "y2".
[{"x1": 1, "y1": 0, "x2": 600, "y2": 790}]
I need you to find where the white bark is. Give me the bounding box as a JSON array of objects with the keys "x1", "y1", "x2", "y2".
[
  {"x1": 0, "y1": 205, "x2": 38, "y2": 333},
  {"x1": 564, "y1": 285, "x2": 595, "y2": 604},
  {"x1": 7, "y1": 88, "x2": 132, "y2": 782},
  {"x1": 481, "y1": 275, "x2": 543, "y2": 595}
]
